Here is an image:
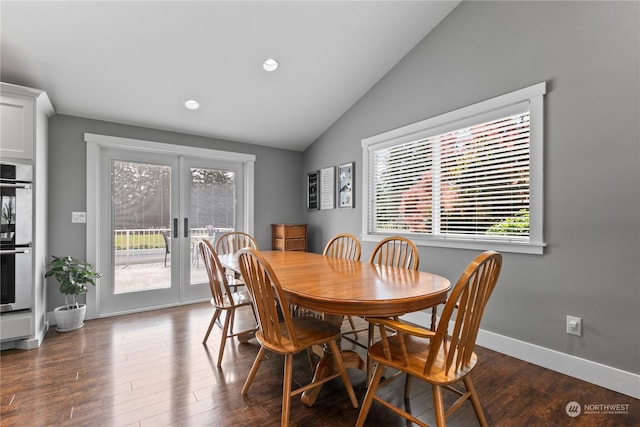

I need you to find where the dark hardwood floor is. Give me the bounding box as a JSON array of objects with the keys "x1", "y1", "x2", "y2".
[{"x1": 1, "y1": 303, "x2": 638, "y2": 426}]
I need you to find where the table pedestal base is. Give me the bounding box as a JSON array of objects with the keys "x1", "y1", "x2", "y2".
[
  {"x1": 301, "y1": 350, "x2": 365, "y2": 406},
  {"x1": 301, "y1": 316, "x2": 368, "y2": 407}
]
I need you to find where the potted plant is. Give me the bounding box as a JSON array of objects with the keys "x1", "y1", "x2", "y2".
[{"x1": 45, "y1": 255, "x2": 101, "y2": 332}]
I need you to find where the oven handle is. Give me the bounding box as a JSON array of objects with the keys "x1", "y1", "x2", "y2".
[
  {"x1": 0, "y1": 248, "x2": 31, "y2": 255},
  {"x1": 0, "y1": 183, "x2": 32, "y2": 190}
]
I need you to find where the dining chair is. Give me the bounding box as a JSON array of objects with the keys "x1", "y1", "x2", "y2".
[
  {"x1": 323, "y1": 233, "x2": 365, "y2": 342},
  {"x1": 366, "y1": 236, "x2": 424, "y2": 363},
  {"x1": 215, "y1": 231, "x2": 258, "y2": 291},
  {"x1": 198, "y1": 240, "x2": 257, "y2": 367},
  {"x1": 323, "y1": 233, "x2": 361, "y2": 260},
  {"x1": 161, "y1": 230, "x2": 171, "y2": 267},
  {"x1": 368, "y1": 235, "x2": 441, "y2": 327},
  {"x1": 215, "y1": 231, "x2": 258, "y2": 255},
  {"x1": 237, "y1": 248, "x2": 359, "y2": 427},
  {"x1": 368, "y1": 236, "x2": 420, "y2": 270},
  {"x1": 356, "y1": 251, "x2": 502, "y2": 427}
]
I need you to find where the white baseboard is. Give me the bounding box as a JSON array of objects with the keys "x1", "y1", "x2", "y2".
[
  {"x1": 1, "y1": 319, "x2": 48, "y2": 350},
  {"x1": 401, "y1": 312, "x2": 640, "y2": 399},
  {"x1": 47, "y1": 298, "x2": 210, "y2": 324}
]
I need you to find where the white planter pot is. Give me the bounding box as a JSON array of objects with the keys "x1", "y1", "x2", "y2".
[{"x1": 54, "y1": 304, "x2": 87, "y2": 332}]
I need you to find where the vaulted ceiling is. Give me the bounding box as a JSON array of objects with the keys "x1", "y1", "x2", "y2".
[{"x1": 1, "y1": 1, "x2": 459, "y2": 151}]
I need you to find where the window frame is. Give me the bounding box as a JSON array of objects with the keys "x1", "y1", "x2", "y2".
[{"x1": 361, "y1": 82, "x2": 546, "y2": 255}]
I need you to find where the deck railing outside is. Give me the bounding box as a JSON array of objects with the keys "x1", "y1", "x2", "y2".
[{"x1": 114, "y1": 227, "x2": 234, "y2": 265}]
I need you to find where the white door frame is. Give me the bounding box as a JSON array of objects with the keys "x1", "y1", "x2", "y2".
[{"x1": 84, "y1": 133, "x2": 255, "y2": 319}]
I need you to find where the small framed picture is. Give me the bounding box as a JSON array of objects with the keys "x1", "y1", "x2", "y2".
[
  {"x1": 307, "y1": 171, "x2": 319, "y2": 210},
  {"x1": 338, "y1": 162, "x2": 354, "y2": 208}
]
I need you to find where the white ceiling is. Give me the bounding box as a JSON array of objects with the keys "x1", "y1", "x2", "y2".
[{"x1": 1, "y1": 1, "x2": 459, "y2": 151}]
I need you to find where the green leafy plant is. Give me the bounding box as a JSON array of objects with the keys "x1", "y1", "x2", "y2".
[
  {"x1": 486, "y1": 209, "x2": 530, "y2": 236},
  {"x1": 45, "y1": 256, "x2": 101, "y2": 310}
]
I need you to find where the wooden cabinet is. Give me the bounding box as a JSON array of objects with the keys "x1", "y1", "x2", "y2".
[{"x1": 272, "y1": 224, "x2": 307, "y2": 252}]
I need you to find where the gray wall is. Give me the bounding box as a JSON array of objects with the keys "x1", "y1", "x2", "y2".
[
  {"x1": 48, "y1": 114, "x2": 305, "y2": 310},
  {"x1": 303, "y1": 1, "x2": 640, "y2": 373}
]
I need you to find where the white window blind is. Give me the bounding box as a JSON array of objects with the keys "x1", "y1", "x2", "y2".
[
  {"x1": 371, "y1": 112, "x2": 530, "y2": 238},
  {"x1": 362, "y1": 82, "x2": 546, "y2": 254}
]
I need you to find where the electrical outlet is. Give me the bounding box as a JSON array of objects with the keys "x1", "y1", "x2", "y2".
[
  {"x1": 566, "y1": 315, "x2": 582, "y2": 336},
  {"x1": 71, "y1": 211, "x2": 86, "y2": 223}
]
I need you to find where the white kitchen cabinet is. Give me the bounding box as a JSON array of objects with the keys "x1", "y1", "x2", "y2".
[
  {"x1": 0, "y1": 83, "x2": 54, "y2": 349},
  {"x1": 1, "y1": 90, "x2": 35, "y2": 160}
]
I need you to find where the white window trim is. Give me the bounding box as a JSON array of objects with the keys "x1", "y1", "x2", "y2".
[
  {"x1": 83, "y1": 133, "x2": 255, "y2": 318},
  {"x1": 361, "y1": 82, "x2": 546, "y2": 255}
]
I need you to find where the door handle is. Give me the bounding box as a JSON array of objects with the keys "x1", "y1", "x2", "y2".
[
  {"x1": 173, "y1": 218, "x2": 178, "y2": 239},
  {"x1": 184, "y1": 218, "x2": 189, "y2": 238},
  {"x1": 0, "y1": 248, "x2": 31, "y2": 255},
  {"x1": 0, "y1": 183, "x2": 32, "y2": 190}
]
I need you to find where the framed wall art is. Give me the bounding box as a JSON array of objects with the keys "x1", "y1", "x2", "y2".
[
  {"x1": 320, "y1": 166, "x2": 335, "y2": 210},
  {"x1": 338, "y1": 162, "x2": 354, "y2": 208},
  {"x1": 306, "y1": 171, "x2": 319, "y2": 210}
]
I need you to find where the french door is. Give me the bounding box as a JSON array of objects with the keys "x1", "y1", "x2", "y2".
[{"x1": 99, "y1": 148, "x2": 244, "y2": 315}]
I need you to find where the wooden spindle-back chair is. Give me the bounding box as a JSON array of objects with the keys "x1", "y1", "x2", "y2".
[
  {"x1": 322, "y1": 233, "x2": 364, "y2": 340},
  {"x1": 368, "y1": 236, "x2": 420, "y2": 270},
  {"x1": 323, "y1": 233, "x2": 361, "y2": 261},
  {"x1": 356, "y1": 251, "x2": 503, "y2": 427},
  {"x1": 198, "y1": 240, "x2": 256, "y2": 367},
  {"x1": 237, "y1": 248, "x2": 359, "y2": 427},
  {"x1": 215, "y1": 231, "x2": 258, "y2": 290}
]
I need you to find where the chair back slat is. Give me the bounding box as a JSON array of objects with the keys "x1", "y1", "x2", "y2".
[
  {"x1": 323, "y1": 233, "x2": 361, "y2": 261},
  {"x1": 425, "y1": 251, "x2": 502, "y2": 375},
  {"x1": 198, "y1": 240, "x2": 234, "y2": 307},
  {"x1": 238, "y1": 248, "x2": 298, "y2": 348},
  {"x1": 215, "y1": 231, "x2": 258, "y2": 255},
  {"x1": 368, "y1": 236, "x2": 419, "y2": 270}
]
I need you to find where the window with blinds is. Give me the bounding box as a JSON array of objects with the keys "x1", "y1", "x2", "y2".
[{"x1": 362, "y1": 82, "x2": 546, "y2": 254}]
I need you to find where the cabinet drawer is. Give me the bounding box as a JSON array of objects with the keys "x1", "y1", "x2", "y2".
[
  {"x1": 0, "y1": 313, "x2": 32, "y2": 341},
  {"x1": 284, "y1": 238, "x2": 306, "y2": 251},
  {"x1": 284, "y1": 226, "x2": 306, "y2": 239}
]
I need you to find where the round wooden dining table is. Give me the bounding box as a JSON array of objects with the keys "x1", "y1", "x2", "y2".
[{"x1": 218, "y1": 250, "x2": 451, "y2": 405}]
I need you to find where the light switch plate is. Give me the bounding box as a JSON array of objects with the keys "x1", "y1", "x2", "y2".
[{"x1": 72, "y1": 211, "x2": 86, "y2": 223}]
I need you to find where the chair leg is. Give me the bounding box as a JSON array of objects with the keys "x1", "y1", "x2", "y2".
[
  {"x1": 366, "y1": 323, "x2": 374, "y2": 382},
  {"x1": 305, "y1": 348, "x2": 317, "y2": 373},
  {"x1": 281, "y1": 354, "x2": 294, "y2": 427},
  {"x1": 203, "y1": 309, "x2": 221, "y2": 344},
  {"x1": 217, "y1": 308, "x2": 232, "y2": 367},
  {"x1": 242, "y1": 346, "x2": 267, "y2": 395},
  {"x1": 328, "y1": 340, "x2": 358, "y2": 408},
  {"x1": 430, "y1": 306, "x2": 438, "y2": 330},
  {"x1": 228, "y1": 307, "x2": 236, "y2": 335},
  {"x1": 464, "y1": 376, "x2": 488, "y2": 427},
  {"x1": 432, "y1": 385, "x2": 446, "y2": 427},
  {"x1": 404, "y1": 374, "x2": 412, "y2": 399},
  {"x1": 347, "y1": 316, "x2": 357, "y2": 337},
  {"x1": 355, "y1": 362, "x2": 385, "y2": 427}
]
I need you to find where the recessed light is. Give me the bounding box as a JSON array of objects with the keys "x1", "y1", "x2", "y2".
[
  {"x1": 184, "y1": 99, "x2": 200, "y2": 110},
  {"x1": 263, "y1": 58, "x2": 278, "y2": 72}
]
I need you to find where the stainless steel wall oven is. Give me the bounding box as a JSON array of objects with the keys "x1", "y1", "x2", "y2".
[{"x1": 0, "y1": 161, "x2": 32, "y2": 312}]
